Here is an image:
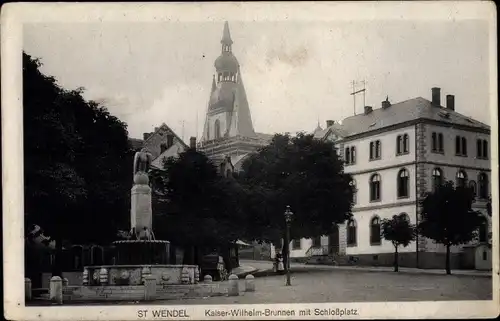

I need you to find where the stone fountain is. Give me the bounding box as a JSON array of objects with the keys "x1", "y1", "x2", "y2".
[{"x1": 82, "y1": 148, "x2": 199, "y2": 287}]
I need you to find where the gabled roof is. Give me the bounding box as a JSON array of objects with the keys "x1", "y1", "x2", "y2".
[
  {"x1": 151, "y1": 142, "x2": 186, "y2": 167},
  {"x1": 143, "y1": 123, "x2": 189, "y2": 149},
  {"x1": 314, "y1": 122, "x2": 348, "y2": 140},
  {"x1": 339, "y1": 97, "x2": 490, "y2": 137}
]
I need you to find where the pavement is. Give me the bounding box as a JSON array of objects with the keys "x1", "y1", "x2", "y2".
[
  {"x1": 237, "y1": 259, "x2": 493, "y2": 278},
  {"x1": 154, "y1": 267, "x2": 493, "y2": 305}
]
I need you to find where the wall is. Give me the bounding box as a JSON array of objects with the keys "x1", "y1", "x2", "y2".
[
  {"x1": 343, "y1": 125, "x2": 416, "y2": 173},
  {"x1": 475, "y1": 245, "x2": 492, "y2": 270},
  {"x1": 424, "y1": 124, "x2": 490, "y2": 170},
  {"x1": 206, "y1": 113, "x2": 228, "y2": 141},
  {"x1": 347, "y1": 204, "x2": 417, "y2": 256}
]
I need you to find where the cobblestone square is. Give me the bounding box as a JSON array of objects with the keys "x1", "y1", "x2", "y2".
[{"x1": 160, "y1": 269, "x2": 492, "y2": 305}]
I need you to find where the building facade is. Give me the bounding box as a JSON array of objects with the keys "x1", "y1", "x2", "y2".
[{"x1": 272, "y1": 88, "x2": 491, "y2": 270}]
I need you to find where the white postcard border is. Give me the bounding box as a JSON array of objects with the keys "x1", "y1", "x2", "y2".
[{"x1": 2, "y1": 2, "x2": 498, "y2": 320}]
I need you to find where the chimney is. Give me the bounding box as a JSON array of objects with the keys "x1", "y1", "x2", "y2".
[
  {"x1": 326, "y1": 120, "x2": 334, "y2": 128},
  {"x1": 364, "y1": 106, "x2": 373, "y2": 114},
  {"x1": 143, "y1": 132, "x2": 151, "y2": 140},
  {"x1": 189, "y1": 136, "x2": 197, "y2": 149},
  {"x1": 382, "y1": 97, "x2": 391, "y2": 109},
  {"x1": 446, "y1": 94, "x2": 455, "y2": 111},
  {"x1": 431, "y1": 87, "x2": 441, "y2": 106}
]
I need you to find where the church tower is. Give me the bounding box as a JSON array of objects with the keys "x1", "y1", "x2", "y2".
[
  {"x1": 199, "y1": 22, "x2": 270, "y2": 171},
  {"x1": 202, "y1": 21, "x2": 256, "y2": 142}
]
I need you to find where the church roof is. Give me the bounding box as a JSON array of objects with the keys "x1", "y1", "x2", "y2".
[
  {"x1": 221, "y1": 21, "x2": 233, "y2": 45},
  {"x1": 340, "y1": 97, "x2": 490, "y2": 137},
  {"x1": 215, "y1": 52, "x2": 239, "y2": 72}
]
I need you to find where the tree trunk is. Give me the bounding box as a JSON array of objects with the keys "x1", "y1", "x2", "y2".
[
  {"x1": 394, "y1": 244, "x2": 399, "y2": 272},
  {"x1": 51, "y1": 234, "x2": 63, "y2": 277},
  {"x1": 220, "y1": 244, "x2": 232, "y2": 273},
  {"x1": 445, "y1": 244, "x2": 451, "y2": 275}
]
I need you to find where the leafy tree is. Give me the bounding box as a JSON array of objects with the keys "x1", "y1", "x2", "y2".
[
  {"x1": 150, "y1": 148, "x2": 246, "y2": 271},
  {"x1": 238, "y1": 133, "x2": 354, "y2": 267},
  {"x1": 381, "y1": 214, "x2": 416, "y2": 272},
  {"x1": 418, "y1": 180, "x2": 483, "y2": 274},
  {"x1": 23, "y1": 52, "x2": 132, "y2": 277}
]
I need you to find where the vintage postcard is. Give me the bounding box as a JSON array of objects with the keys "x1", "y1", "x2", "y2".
[{"x1": 2, "y1": 1, "x2": 499, "y2": 320}]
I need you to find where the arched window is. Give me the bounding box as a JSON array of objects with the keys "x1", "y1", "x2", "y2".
[
  {"x1": 370, "y1": 174, "x2": 381, "y2": 201},
  {"x1": 349, "y1": 179, "x2": 357, "y2": 204},
  {"x1": 403, "y1": 134, "x2": 409, "y2": 153},
  {"x1": 370, "y1": 216, "x2": 381, "y2": 245},
  {"x1": 431, "y1": 132, "x2": 437, "y2": 151},
  {"x1": 478, "y1": 173, "x2": 489, "y2": 199},
  {"x1": 469, "y1": 180, "x2": 477, "y2": 198},
  {"x1": 438, "y1": 133, "x2": 444, "y2": 152},
  {"x1": 397, "y1": 168, "x2": 410, "y2": 198},
  {"x1": 478, "y1": 217, "x2": 488, "y2": 243},
  {"x1": 432, "y1": 168, "x2": 443, "y2": 191},
  {"x1": 456, "y1": 170, "x2": 467, "y2": 188},
  {"x1": 347, "y1": 219, "x2": 357, "y2": 246},
  {"x1": 214, "y1": 119, "x2": 221, "y2": 139}
]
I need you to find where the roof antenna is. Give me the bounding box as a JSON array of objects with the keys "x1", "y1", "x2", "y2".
[{"x1": 350, "y1": 80, "x2": 367, "y2": 116}]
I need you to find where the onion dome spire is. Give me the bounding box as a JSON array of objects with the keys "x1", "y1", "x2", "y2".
[{"x1": 221, "y1": 21, "x2": 233, "y2": 46}]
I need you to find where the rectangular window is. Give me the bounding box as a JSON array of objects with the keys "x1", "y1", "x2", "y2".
[
  {"x1": 369, "y1": 140, "x2": 381, "y2": 160},
  {"x1": 438, "y1": 133, "x2": 444, "y2": 153},
  {"x1": 455, "y1": 136, "x2": 467, "y2": 156},
  {"x1": 292, "y1": 239, "x2": 301, "y2": 250},
  {"x1": 477, "y1": 139, "x2": 482, "y2": 158}
]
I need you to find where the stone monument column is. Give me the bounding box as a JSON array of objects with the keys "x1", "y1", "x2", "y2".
[{"x1": 131, "y1": 149, "x2": 154, "y2": 240}]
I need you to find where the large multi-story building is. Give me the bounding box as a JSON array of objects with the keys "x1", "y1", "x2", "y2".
[{"x1": 272, "y1": 88, "x2": 492, "y2": 270}]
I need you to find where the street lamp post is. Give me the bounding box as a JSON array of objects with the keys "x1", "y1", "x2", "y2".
[{"x1": 284, "y1": 205, "x2": 293, "y2": 286}]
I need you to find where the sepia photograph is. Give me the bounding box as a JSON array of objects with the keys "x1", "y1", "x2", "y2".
[{"x1": 2, "y1": 1, "x2": 498, "y2": 320}]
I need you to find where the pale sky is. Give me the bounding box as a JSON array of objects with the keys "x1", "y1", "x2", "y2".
[{"x1": 23, "y1": 20, "x2": 491, "y2": 141}]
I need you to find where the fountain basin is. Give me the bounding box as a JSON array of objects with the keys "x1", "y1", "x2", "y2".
[{"x1": 83, "y1": 264, "x2": 199, "y2": 286}]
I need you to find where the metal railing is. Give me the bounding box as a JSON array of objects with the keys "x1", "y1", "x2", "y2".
[{"x1": 305, "y1": 245, "x2": 330, "y2": 257}]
